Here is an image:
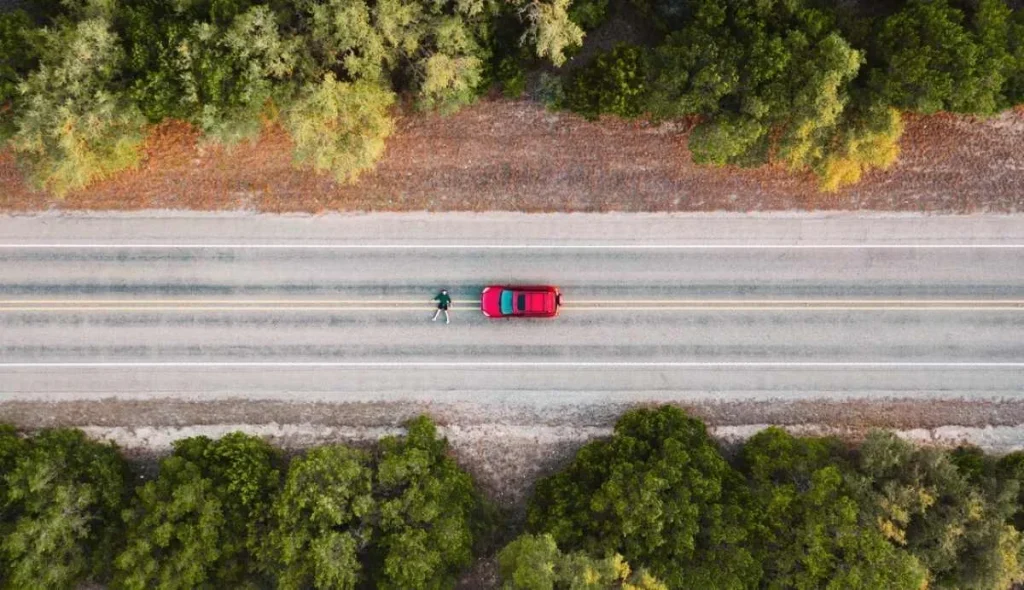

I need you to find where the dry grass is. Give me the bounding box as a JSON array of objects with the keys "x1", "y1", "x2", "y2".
[{"x1": 1, "y1": 100, "x2": 1022, "y2": 213}]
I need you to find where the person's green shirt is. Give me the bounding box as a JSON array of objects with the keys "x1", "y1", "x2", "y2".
[{"x1": 434, "y1": 292, "x2": 452, "y2": 308}]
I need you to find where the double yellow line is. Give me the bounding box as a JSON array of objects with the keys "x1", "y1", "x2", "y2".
[{"x1": 0, "y1": 299, "x2": 1023, "y2": 311}]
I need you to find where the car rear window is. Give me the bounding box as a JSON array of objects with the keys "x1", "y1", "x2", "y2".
[
  {"x1": 518, "y1": 294, "x2": 527, "y2": 311},
  {"x1": 500, "y1": 290, "x2": 514, "y2": 315}
]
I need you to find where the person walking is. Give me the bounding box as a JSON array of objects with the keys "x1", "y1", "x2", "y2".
[{"x1": 432, "y1": 289, "x2": 452, "y2": 324}]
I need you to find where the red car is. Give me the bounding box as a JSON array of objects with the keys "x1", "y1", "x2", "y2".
[{"x1": 481, "y1": 286, "x2": 562, "y2": 318}]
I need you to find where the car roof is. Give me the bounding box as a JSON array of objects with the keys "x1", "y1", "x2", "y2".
[{"x1": 518, "y1": 290, "x2": 554, "y2": 313}]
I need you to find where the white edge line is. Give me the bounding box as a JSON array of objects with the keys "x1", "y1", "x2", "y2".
[
  {"x1": 1, "y1": 244, "x2": 1023, "y2": 249},
  {"x1": 1, "y1": 362, "x2": 1022, "y2": 368}
]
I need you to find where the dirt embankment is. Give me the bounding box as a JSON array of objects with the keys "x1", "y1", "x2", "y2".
[{"x1": 1, "y1": 100, "x2": 1022, "y2": 213}]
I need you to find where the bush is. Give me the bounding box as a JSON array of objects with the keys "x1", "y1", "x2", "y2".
[
  {"x1": 285, "y1": 74, "x2": 395, "y2": 184},
  {"x1": 565, "y1": 44, "x2": 650, "y2": 120},
  {"x1": 568, "y1": 0, "x2": 610, "y2": 31},
  {"x1": 497, "y1": 56, "x2": 528, "y2": 98},
  {"x1": 0, "y1": 11, "x2": 45, "y2": 139},
  {"x1": 816, "y1": 103, "x2": 903, "y2": 192},
  {"x1": 9, "y1": 18, "x2": 146, "y2": 195},
  {"x1": 498, "y1": 533, "x2": 667, "y2": 590}
]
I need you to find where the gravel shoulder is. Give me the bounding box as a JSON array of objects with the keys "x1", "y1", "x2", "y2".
[{"x1": 6, "y1": 398, "x2": 1024, "y2": 509}]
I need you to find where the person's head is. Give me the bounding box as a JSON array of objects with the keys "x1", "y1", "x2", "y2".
[{"x1": 441, "y1": 289, "x2": 448, "y2": 294}]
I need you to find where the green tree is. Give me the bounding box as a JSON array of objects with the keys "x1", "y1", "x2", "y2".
[
  {"x1": 1, "y1": 429, "x2": 130, "y2": 589},
  {"x1": 417, "y1": 21, "x2": 484, "y2": 113},
  {"x1": 0, "y1": 10, "x2": 45, "y2": 139},
  {"x1": 263, "y1": 445, "x2": 375, "y2": 590},
  {"x1": 114, "y1": 432, "x2": 280, "y2": 589},
  {"x1": 740, "y1": 428, "x2": 927, "y2": 590},
  {"x1": 853, "y1": 431, "x2": 1024, "y2": 590},
  {"x1": 1006, "y1": 9, "x2": 1024, "y2": 104},
  {"x1": 10, "y1": 18, "x2": 146, "y2": 195},
  {"x1": 285, "y1": 73, "x2": 395, "y2": 183},
  {"x1": 565, "y1": 44, "x2": 649, "y2": 120},
  {"x1": 646, "y1": 0, "x2": 904, "y2": 189},
  {"x1": 498, "y1": 533, "x2": 667, "y2": 590},
  {"x1": 686, "y1": 113, "x2": 768, "y2": 167},
  {"x1": 523, "y1": 0, "x2": 585, "y2": 66},
  {"x1": 568, "y1": 0, "x2": 608, "y2": 31},
  {"x1": 119, "y1": 1, "x2": 298, "y2": 143},
  {"x1": 369, "y1": 415, "x2": 486, "y2": 589},
  {"x1": 527, "y1": 406, "x2": 760, "y2": 589},
  {"x1": 996, "y1": 450, "x2": 1024, "y2": 532},
  {"x1": 296, "y1": 0, "x2": 386, "y2": 82},
  {"x1": 869, "y1": 0, "x2": 1014, "y2": 115}
]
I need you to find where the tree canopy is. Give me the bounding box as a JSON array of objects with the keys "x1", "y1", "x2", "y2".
[
  {"x1": 114, "y1": 432, "x2": 281, "y2": 589},
  {"x1": 528, "y1": 406, "x2": 760, "y2": 589},
  {"x1": 0, "y1": 429, "x2": 129, "y2": 589}
]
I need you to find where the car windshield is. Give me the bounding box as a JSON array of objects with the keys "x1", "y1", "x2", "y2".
[
  {"x1": 500, "y1": 290, "x2": 514, "y2": 315},
  {"x1": 518, "y1": 294, "x2": 527, "y2": 311}
]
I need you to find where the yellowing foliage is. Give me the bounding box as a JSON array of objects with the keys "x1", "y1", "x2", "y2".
[
  {"x1": 285, "y1": 73, "x2": 395, "y2": 183},
  {"x1": 817, "y1": 107, "x2": 903, "y2": 192}
]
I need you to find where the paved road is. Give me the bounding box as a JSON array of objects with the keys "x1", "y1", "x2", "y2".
[{"x1": 1, "y1": 213, "x2": 1023, "y2": 401}]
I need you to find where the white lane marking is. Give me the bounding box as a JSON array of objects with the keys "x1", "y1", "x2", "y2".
[
  {"x1": 0, "y1": 362, "x2": 1022, "y2": 368},
  {"x1": 1, "y1": 244, "x2": 1023, "y2": 249}
]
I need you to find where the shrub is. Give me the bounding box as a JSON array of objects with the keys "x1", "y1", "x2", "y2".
[
  {"x1": 498, "y1": 533, "x2": 667, "y2": 590},
  {"x1": 816, "y1": 103, "x2": 903, "y2": 192},
  {"x1": 568, "y1": 0, "x2": 610, "y2": 31},
  {"x1": 565, "y1": 44, "x2": 649, "y2": 120},
  {"x1": 9, "y1": 18, "x2": 146, "y2": 195},
  {"x1": 497, "y1": 56, "x2": 528, "y2": 98},
  {"x1": 285, "y1": 73, "x2": 395, "y2": 183},
  {"x1": 0, "y1": 11, "x2": 45, "y2": 139}
]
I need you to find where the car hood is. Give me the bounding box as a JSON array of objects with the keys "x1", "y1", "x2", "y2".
[{"x1": 480, "y1": 287, "x2": 503, "y2": 317}]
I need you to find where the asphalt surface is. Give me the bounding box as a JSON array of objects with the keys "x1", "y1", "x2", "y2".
[{"x1": 1, "y1": 213, "x2": 1022, "y2": 400}]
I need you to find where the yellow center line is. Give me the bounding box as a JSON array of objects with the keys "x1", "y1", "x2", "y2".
[{"x1": 0, "y1": 299, "x2": 478, "y2": 305}]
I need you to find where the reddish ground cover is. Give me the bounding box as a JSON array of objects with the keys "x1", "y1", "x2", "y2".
[{"x1": 1, "y1": 100, "x2": 1022, "y2": 213}]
